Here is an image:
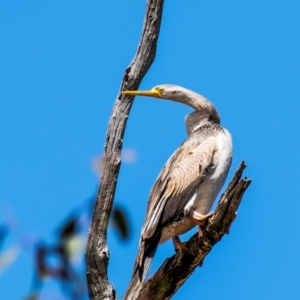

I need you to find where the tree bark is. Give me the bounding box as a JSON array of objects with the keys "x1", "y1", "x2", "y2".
[
  {"x1": 135, "y1": 161, "x2": 251, "y2": 300},
  {"x1": 85, "y1": 1, "x2": 165, "y2": 299}
]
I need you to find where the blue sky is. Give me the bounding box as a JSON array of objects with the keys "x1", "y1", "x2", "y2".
[{"x1": 1, "y1": 1, "x2": 300, "y2": 299}]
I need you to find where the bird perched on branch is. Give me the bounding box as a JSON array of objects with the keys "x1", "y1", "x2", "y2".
[{"x1": 121, "y1": 85, "x2": 232, "y2": 300}]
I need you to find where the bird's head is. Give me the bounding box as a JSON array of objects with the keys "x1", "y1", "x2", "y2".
[
  {"x1": 121, "y1": 84, "x2": 187, "y2": 101},
  {"x1": 121, "y1": 84, "x2": 220, "y2": 127}
]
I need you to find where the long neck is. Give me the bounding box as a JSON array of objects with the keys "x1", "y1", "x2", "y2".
[
  {"x1": 184, "y1": 110, "x2": 218, "y2": 136},
  {"x1": 172, "y1": 88, "x2": 221, "y2": 136},
  {"x1": 178, "y1": 88, "x2": 220, "y2": 120}
]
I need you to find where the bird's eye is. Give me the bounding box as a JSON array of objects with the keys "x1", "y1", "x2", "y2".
[{"x1": 158, "y1": 88, "x2": 164, "y2": 94}]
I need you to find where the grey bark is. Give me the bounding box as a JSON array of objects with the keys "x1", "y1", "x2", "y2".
[{"x1": 85, "y1": 1, "x2": 165, "y2": 299}]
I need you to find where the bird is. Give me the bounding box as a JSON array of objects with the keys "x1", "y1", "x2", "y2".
[{"x1": 121, "y1": 84, "x2": 233, "y2": 299}]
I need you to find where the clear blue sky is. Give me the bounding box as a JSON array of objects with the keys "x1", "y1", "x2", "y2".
[{"x1": 1, "y1": 1, "x2": 300, "y2": 299}]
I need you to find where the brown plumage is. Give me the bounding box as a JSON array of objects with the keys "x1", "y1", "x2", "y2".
[{"x1": 121, "y1": 85, "x2": 232, "y2": 300}]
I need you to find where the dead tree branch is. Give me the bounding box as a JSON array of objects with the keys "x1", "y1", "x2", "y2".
[
  {"x1": 136, "y1": 161, "x2": 251, "y2": 300},
  {"x1": 85, "y1": 1, "x2": 165, "y2": 300}
]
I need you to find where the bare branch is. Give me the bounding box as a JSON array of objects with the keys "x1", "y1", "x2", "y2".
[
  {"x1": 136, "y1": 161, "x2": 251, "y2": 300},
  {"x1": 85, "y1": 1, "x2": 165, "y2": 299}
]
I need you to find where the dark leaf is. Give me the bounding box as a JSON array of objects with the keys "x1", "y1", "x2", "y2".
[
  {"x1": 58, "y1": 217, "x2": 77, "y2": 240},
  {"x1": 0, "y1": 224, "x2": 9, "y2": 249},
  {"x1": 111, "y1": 206, "x2": 131, "y2": 241}
]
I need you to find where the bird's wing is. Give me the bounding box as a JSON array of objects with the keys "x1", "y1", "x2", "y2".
[
  {"x1": 142, "y1": 135, "x2": 217, "y2": 239},
  {"x1": 132, "y1": 134, "x2": 218, "y2": 273}
]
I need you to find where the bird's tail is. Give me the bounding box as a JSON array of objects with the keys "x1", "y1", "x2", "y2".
[
  {"x1": 123, "y1": 255, "x2": 153, "y2": 300},
  {"x1": 123, "y1": 233, "x2": 161, "y2": 300}
]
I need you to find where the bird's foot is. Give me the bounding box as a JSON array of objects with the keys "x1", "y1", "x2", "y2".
[
  {"x1": 187, "y1": 211, "x2": 214, "y2": 237},
  {"x1": 172, "y1": 236, "x2": 186, "y2": 252}
]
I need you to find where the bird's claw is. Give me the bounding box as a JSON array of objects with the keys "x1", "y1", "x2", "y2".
[
  {"x1": 172, "y1": 236, "x2": 186, "y2": 252},
  {"x1": 188, "y1": 211, "x2": 214, "y2": 237}
]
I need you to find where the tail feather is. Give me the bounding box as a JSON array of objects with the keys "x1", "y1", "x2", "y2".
[
  {"x1": 123, "y1": 233, "x2": 161, "y2": 300},
  {"x1": 123, "y1": 256, "x2": 153, "y2": 300}
]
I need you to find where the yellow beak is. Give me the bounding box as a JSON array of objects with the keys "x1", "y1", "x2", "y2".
[{"x1": 121, "y1": 88, "x2": 161, "y2": 98}]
